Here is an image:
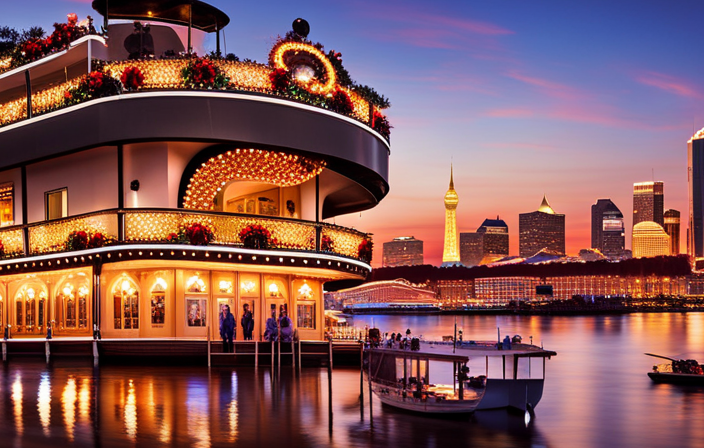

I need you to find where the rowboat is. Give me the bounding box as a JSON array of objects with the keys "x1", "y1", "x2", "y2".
[
  {"x1": 646, "y1": 353, "x2": 704, "y2": 385},
  {"x1": 366, "y1": 339, "x2": 557, "y2": 414}
]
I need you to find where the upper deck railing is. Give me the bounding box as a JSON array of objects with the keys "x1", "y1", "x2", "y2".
[
  {"x1": 0, "y1": 35, "x2": 391, "y2": 142},
  {"x1": 0, "y1": 208, "x2": 372, "y2": 264}
]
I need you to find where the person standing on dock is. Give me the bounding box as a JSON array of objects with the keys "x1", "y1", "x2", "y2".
[
  {"x1": 264, "y1": 308, "x2": 278, "y2": 342},
  {"x1": 241, "y1": 303, "x2": 254, "y2": 340},
  {"x1": 221, "y1": 305, "x2": 235, "y2": 353},
  {"x1": 279, "y1": 307, "x2": 293, "y2": 343}
]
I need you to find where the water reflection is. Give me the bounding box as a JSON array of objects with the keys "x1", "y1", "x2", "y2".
[
  {"x1": 38, "y1": 372, "x2": 50, "y2": 436},
  {"x1": 125, "y1": 379, "x2": 137, "y2": 440},
  {"x1": 62, "y1": 377, "x2": 76, "y2": 441},
  {"x1": 0, "y1": 314, "x2": 703, "y2": 446},
  {"x1": 11, "y1": 374, "x2": 22, "y2": 435}
]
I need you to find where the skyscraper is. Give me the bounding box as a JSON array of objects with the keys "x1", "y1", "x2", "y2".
[
  {"x1": 460, "y1": 217, "x2": 509, "y2": 267},
  {"x1": 382, "y1": 237, "x2": 424, "y2": 267},
  {"x1": 663, "y1": 209, "x2": 680, "y2": 255},
  {"x1": 689, "y1": 128, "x2": 704, "y2": 261},
  {"x1": 591, "y1": 199, "x2": 625, "y2": 258},
  {"x1": 519, "y1": 195, "x2": 566, "y2": 257},
  {"x1": 632, "y1": 221, "x2": 670, "y2": 258},
  {"x1": 441, "y1": 166, "x2": 461, "y2": 266},
  {"x1": 633, "y1": 181, "x2": 664, "y2": 227}
]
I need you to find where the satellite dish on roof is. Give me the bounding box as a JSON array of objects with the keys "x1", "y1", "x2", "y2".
[{"x1": 292, "y1": 18, "x2": 310, "y2": 38}]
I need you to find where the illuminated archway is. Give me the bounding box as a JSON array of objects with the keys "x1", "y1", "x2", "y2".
[{"x1": 181, "y1": 147, "x2": 325, "y2": 211}]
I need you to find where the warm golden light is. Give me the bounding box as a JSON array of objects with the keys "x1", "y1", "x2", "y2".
[
  {"x1": 298, "y1": 282, "x2": 313, "y2": 299},
  {"x1": 38, "y1": 372, "x2": 51, "y2": 436},
  {"x1": 186, "y1": 275, "x2": 206, "y2": 293},
  {"x1": 271, "y1": 41, "x2": 337, "y2": 94},
  {"x1": 62, "y1": 377, "x2": 77, "y2": 442},
  {"x1": 241, "y1": 281, "x2": 256, "y2": 294},
  {"x1": 268, "y1": 283, "x2": 279, "y2": 296},
  {"x1": 219, "y1": 280, "x2": 233, "y2": 293},
  {"x1": 154, "y1": 278, "x2": 168, "y2": 291},
  {"x1": 183, "y1": 148, "x2": 325, "y2": 211}
]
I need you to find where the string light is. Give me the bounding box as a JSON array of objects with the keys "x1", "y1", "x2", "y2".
[
  {"x1": 0, "y1": 59, "x2": 381, "y2": 134},
  {"x1": 271, "y1": 41, "x2": 337, "y2": 94},
  {"x1": 183, "y1": 148, "x2": 325, "y2": 210},
  {"x1": 29, "y1": 214, "x2": 115, "y2": 255}
]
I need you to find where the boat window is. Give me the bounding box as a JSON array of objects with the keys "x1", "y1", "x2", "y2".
[
  {"x1": 0, "y1": 182, "x2": 14, "y2": 226},
  {"x1": 113, "y1": 277, "x2": 139, "y2": 330},
  {"x1": 151, "y1": 278, "x2": 167, "y2": 326},
  {"x1": 297, "y1": 303, "x2": 315, "y2": 329},
  {"x1": 45, "y1": 188, "x2": 67, "y2": 220},
  {"x1": 187, "y1": 298, "x2": 207, "y2": 327}
]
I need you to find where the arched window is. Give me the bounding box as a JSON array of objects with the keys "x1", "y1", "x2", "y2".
[
  {"x1": 185, "y1": 273, "x2": 207, "y2": 327},
  {"x1": 151, "y1": 278, "x2": 167, "y2": 326},
  {"x1": 14, "y1": 285, "x2": 47, "y2": 334},
  {"x1": 113, "y1": 277, "x2": 139, "y2": 330},
  {"x1": 57, "y1": 282, "x2": 90, "y2": 330}
]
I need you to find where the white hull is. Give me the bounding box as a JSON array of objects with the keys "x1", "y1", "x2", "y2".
[{"x1": 371, "y1": 383, "x2": 484, "y2": 414}]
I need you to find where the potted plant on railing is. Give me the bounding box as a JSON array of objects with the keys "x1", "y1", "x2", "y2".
[
  {"x1": 66, "y1": 230, "x2": 114, "y2": 251},
  {"x1": 321, "y1": 234, "x2": 334, "y2": 252},
  {"x1": 63, "y1": 70, "x2": 122, "y2": 106},
  {"x1": 0, "y1": 239, "x2": 4, "y2": 258},
  {"x1": 358, "y1": 238, "x2": 373, "y2": 262},
  {"x1": 66, "y1": 230, "x2": 89, "y2": 251},
  {"x1": 181, "y1": 56, "x2": 229, "y2": 90},
  {"x1": 184, "y1": 222, "x2": 214, "y2": 246},
  {"x1": 239, "y1": 224, "x2": 273, "y2": 249},
  {"x1": 120, "y1": 66, "x2": 145, "y2": 91}
]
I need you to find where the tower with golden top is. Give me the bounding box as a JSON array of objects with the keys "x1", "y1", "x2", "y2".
[{"x1": 442, "y1": 165, "x2": 461, "y2": 266}]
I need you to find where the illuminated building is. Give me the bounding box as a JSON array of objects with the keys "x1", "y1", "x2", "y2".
[
  {"x1": 324, "y1": 279, "x2": 439, "y2": 312},
  {"x1": 460, "y1": 217, "x2": 508, "y2": 267},
  {"x1": 632, "y1": 221, "x2": 670, "y2": 258},
  {"x1": 441, "y1": 166, "x2": 461, "y2": 267},
  {"x1": 519, "y1": 195, "x2": 565, "y2": 257},
  {"x1": 591, "y1": 199, "x2": 625, "y2": 259},
  {"x1": 664, "y1": 209, "x2": 680, "y2": 255},
  {"x1": 0, "y1": 3, "x2": 390, "y2": 342},
  {"x1": 689, "y1": 128, "x2": 704, "y2": 263},
  {"x1": 633, "y1": 181, "x2": 664, "y2": 227},
  {"x1": 382, "y1": 237, "x2": 423, "y2": 267}
]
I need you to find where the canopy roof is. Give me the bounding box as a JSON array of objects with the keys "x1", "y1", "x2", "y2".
[{"x1": 91, "y1": 0, "x2": 230, "y2": 32}]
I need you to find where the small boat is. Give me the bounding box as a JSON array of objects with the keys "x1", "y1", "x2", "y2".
[
  {"x1": 646, "y1": 353, "x2": 704, "y2": 385},
  {"x1": 365, "y1": 338, "x2": 557, "y2": 414}
]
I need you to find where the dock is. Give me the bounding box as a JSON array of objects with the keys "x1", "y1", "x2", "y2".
[{"x1": 0, "y1": 337, "x2": 365, "y2": 367}]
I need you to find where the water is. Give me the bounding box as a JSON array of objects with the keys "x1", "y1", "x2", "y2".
[{"x1": 1, "y1": 313, "x2": 703, "y2": 447}]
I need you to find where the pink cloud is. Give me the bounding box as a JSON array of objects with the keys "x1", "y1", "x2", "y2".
[
  {"x1": 505, "y1": 70, "x2": 584, "y2": 101},
  {"x1": 485, "y1": 108, "x2": 534, "y2": 118},
  {"x1": 635, "y1": 71, "x2": 702, "y2": 99},
  {"x1": 484, "y1": 142, "x2": 555, "y2": 152}
]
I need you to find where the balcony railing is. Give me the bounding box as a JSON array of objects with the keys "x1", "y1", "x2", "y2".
[
  {"x1": 0, "y1": 57, "x2": 390, "y2": 141},
  {"x1": 0, "y1": 208, "x2": 370, "y2": 263}
]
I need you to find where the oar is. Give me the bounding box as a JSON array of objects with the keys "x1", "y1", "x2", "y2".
[{"x1": 644, "y1": 353, "x2": 677, "y2": 362}]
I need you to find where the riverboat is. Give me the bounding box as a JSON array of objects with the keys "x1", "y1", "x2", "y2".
[
  {"x1": 366, "y1": 340, "x2": 557, "y2": 414},
  {"x1": 0, "y1": 0, "x2": 391, "y2": 356},
  {"x1": 646, "y1": 353, "x2": 704, "y2": 385}
]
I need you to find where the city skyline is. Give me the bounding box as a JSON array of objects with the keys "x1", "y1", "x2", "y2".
[{"x1": 6, "y1": 0, "x2": 704, "y2": 266}]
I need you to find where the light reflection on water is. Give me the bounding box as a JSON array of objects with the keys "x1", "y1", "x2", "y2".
[{"x1": 0, "y1": 314, "x2": 702, "y2": 447}]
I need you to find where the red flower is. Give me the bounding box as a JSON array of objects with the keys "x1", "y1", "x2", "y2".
[
  {"x1": 185, "y1": 223, "x2": 214, "y2": 246},
  {"x1": 372, "y1": 110, "x2": 391, "y2": 137},
  {"x1": 121, "y1": 66, "x2": 145, "y2": 91},
  {"x1": 269, "y1": 68, "x2": 290, "y2": 92},
  {"x1": 67, "y1": 13, "x2": 78, "y2": 24},
  {"x1": 329, "y1": 89, "x2": 353, "y2": 115}
]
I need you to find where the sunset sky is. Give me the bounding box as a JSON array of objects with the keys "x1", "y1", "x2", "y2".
[{"x1": 6, "y1": 1, "x2": 704, "y2": 266}]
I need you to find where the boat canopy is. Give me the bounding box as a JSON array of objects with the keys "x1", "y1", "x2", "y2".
[{"x1": 91, "y1": 0, "x2": 230, "y2": 32}]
